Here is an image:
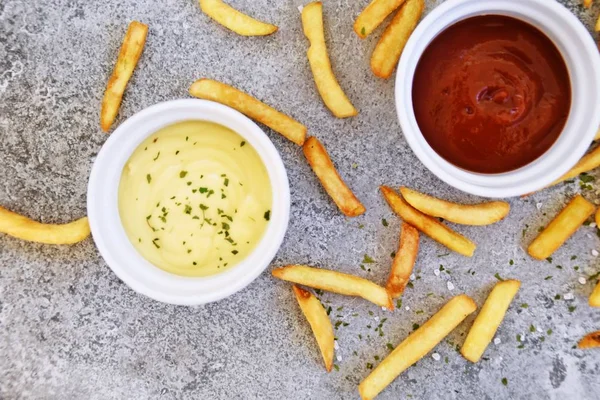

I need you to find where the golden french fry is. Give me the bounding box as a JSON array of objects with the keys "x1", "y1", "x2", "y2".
[
  {"x1": 189, "y1": 79, "x2": 307, "y2": 145},
  {"x1": 380, "y1": 186, "x2": 476, "y2": 257},
  {"x1": 386, "y1": 223, "x2": 419, "y2": 298},
  {"x1": 528, "y1": 195, "x2": 595, "y2": 260},
  {"x1": 550, "y1": 145, "x2": 600, "y2": 187},
  {"x1": 199, "y1": 0, "x2": 277, "y2": 36},
  {"x1": 584, "y1": 0, "x2": 593, "y2": 8},
  {"x1": 302, "y1": 2, "x2": 357, "y2": 118},
  {"x1": 304, "y1": 137, "x2": 366, "y2": 217},
  {"x1": 461, "y1": 280, "x2": 521, "y2": 363},
  {"x1": 359, "y1": 295, "x2": 477, "y2": 400},
  {"x1": 596, "y1": 15, "x2": 600, "y2": 32},
  {"x1": 578, "y1": 331, "x2": 600, "y2": 349},
  {"x1": 595, "y1": 128, "x2": 600, "y2": 140},
  {"x1": 272, "y1": 265, "x2": 393, "y2": 310},
  {"x1": 354, "y1": 0, "x2": 406, "y2": 38},
  {"x1": 596, "y1": 208, "x2": 600, "y2": 228},
  {"x1": 370, "y1": 0, "x2": 424, "y2": 79},
  {"x1": 101, "y1": 21, "x2": 148, "y2": 132},
  {"x1": 590, "y1": 281, "x2": 600, "y2": 308},
  {"x1": 292, "y1": 285, "x2": 335, "y2": 372},
  {"x1": 400, "y1": 187, "x2": 510, "y2": 226},
  {"x1": 0, "y1": 206, "x2": 90, "y2": 245}
]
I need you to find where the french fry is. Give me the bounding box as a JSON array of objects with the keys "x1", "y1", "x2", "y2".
[
  {"x1": 596, "y1": 207, "x2": 600, "y2": 228},
  {"x1": 199, "y1": 0, "x2": 277, "y2": 36},
  {"x1": 358, "y1": 295, "x2": 477, "y2": 400},
  {"x1": 0, "y1": 206, "x2": 90, "y2": 245},
  {"x1": 386, "y1": 223, "x2": 419, "y2": 298},
  {"x1": 354, "y1": 0, "x2": 406, "y2": 39},
  {"x1": 400, "y1": 187, "x2": 510, "y2": 226},
  {"x1": 528, "y1": 195, "x2": 595, "y2": 260},
  {"x1": 578, "y1": 331, "x2": 600, "y2": 349},
  {"x1": 189, "y1": 79, "x2": 307, "y2": 145},
  {"x1": 370, "y1": 0, "x2": 424, "y2": 79},
  {"x1": 272, "y1": 265, "x2": 393, "y2": 310},
  {"x1": 380, "y1": 186, "x2": 476, "y2": 257},
  {"x1": 595, "y1": 128, "x2": 600, "y2": 140},
  {"x1": 590, "y1": 281, "x2": 600, "y2": 308},
  {"x1": 550, "y1": 145, "x2": 600, "y2": 187},
  {"x1": 304, "y1": 137, "x2": 366, "y2": 217},
  {"x1": 461, "y1": 280, "x2": 521, "y2": 363},
  {"x1": 302, "y1": 2, "x2": 357, "y2": 118},
  {"x1": 101, "y1": 21, "x2": 148, "y2": 132},
  {"x1": 596, "y1": 15, "x2": 600, "y2": 32},
  {"x1": 292, "y1": 285, "x2": 335, "y2": 372},
  {"x1": 584, "y1": 0, "x2": 593, "y2": 8}
]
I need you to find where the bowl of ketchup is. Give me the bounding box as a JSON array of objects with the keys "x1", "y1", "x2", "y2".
[{"x1": 396, "y1": 0, "x2": 600, "y2": 198}]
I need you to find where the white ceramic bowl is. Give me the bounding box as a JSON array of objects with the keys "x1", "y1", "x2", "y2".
[
  {"x1": 396, "y1": 0, "x2": 600, "y2": 198},
  {"x1": 87, "y1": 99, "x2": 290, "y2": 305}
]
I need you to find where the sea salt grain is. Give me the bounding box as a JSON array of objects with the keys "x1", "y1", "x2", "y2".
[
  {"x1": 536, "y1": 202, "x2": 543, "y2": 210},
  {"x1": 431, "y1": 353, "x2": 441, "y2": 361},
  {"x1": 591, "y1": 223, "x2": 597, "y2": 228},
  {"x1": 410, "y1": 274, "x2": 416, "y2": 281},
  {"x1": 434, "y1": 269, "x2": 440, "y2": 276},
  {"x1": 592, "y1": 250, "x2": 599, "y2": 257},
  {"x1": 494, "y1": 338, "x2": 501, "y2": 345},
  {"x1": 334, "y1": 341, "x2": 339, "y2": 350},
  {"x1": 564, "y1": 293, "x2": 575, "y2": 300},
  {"x1": 447, "y1": 281, "x2": 455, "y2": 291},
  {"x1": 405, "y1": 306, "x2": 410, "y2": 311},
  {"x1": 579, "y1": 277, "x2": 587, "y2": 285},
  {"x1": 337, "y1": 355, "x2": 342, "y2": 362}
]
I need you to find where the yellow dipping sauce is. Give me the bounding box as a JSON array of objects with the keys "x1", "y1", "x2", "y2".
[{"x1": 118, "y1": 120, "x2": 273, "y2": 277}]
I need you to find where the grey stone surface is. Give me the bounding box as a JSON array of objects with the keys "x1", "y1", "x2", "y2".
[{"x1": 1, "y1": 0, "x2": 599, "y2": 399}]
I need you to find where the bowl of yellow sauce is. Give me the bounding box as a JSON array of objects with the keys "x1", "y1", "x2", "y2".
[{"x1": 88, "y1": 100, "x2": 290, "y2": 305}]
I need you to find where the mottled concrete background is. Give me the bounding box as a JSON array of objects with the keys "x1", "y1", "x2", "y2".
[{"x1": 1, "y1": 0, "x2": 599, "y2": 399}]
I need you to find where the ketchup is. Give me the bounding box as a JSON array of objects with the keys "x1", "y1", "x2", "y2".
[{"x1": 412, "y1": 15, "x2": 571, "y2": 174}]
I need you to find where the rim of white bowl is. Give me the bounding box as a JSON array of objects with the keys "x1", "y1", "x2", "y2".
[
  {"x1": 87, "y1": 99, "x2": 290, "y2": 305},
  {"x1": 396, "y1": 0, "x2": 600, "y2": 198}
]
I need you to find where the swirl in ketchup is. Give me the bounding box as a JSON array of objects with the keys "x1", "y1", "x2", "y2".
[{"x1": 412, "y1": 15, "x2": 571, "y2": 174}]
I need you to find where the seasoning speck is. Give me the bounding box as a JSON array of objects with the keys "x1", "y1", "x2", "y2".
[
  {"x1": 431, "y1": 353, "x2": 441, "y2": 361},
  {"x1": 447, "y1": 281, "x2": 455, "y2": 291},
  {"x1": 578, "y1": 277, "x2": 587, "y2": 285}
]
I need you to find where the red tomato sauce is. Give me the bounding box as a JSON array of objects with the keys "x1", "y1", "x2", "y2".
[{"x1": 412, "y1": 15, "x2": 571, "y2": 174}]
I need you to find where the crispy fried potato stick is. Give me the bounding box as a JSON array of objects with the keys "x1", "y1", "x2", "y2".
[
  {"x1": 584, "y1": 0, "x2": 593, "y2": 8},
  {"x1": 358, "y1": 295, "x2": 477, "y2": 400},
  {"x1": 590, "y1": 281, "x2": 600, "y2": 308},
  {"x1": 199, "y1": 0, "x2": 277, "y2": 36},
  {"x1": 528, "y1": 195, "x2": 595, "y2": 260},
  {"x1": 101, "y1": 21, "x2": 148, "y2": 132},
  {"x1": 400, "y1": 187, "x2": 510, "y2": 226},
  {"x1": 550, "y1": 145, "x2": 600, "y2": 187},
  {"x1": 304, "y1": 137, "x2": 365, "y2": 217},
  {"x1": 380, "y1": 186, "x2": 476, "y2": 257},
  {"x1": 354, "y1": 0, "x2": 406, "y2": 38},
  {"x1": 578, "y1": 331, "x2": 600, "y2": 349},
  {"x1": 370, "y1": 0, "x2": 424, "y2": 79},
  {"x1": 302, "y1": 2, "x2": 357, "y2": 118},
  {"x1": 596, "y1": 208, "x2": 600, "y2": 228},
  {"x1": 0, "y1": 206, "x2": 90, "y2": 245},
  {"x1": 461, "y1": 280, "x2": 520, "y2": 363},
  {"x1": 595, "y1": 128, "x2": 600, "y2": 140},
  {"x1": 273, "y1": 265, "x2": 393, "y2": 310},
  {"x1": 386, "y1": 223, "x2": 419, "y2": 298},
  {"x1": 292, "y1": 285, "x2": 335, "y2": 372},
  {"x1": 189, "y1": 79, "x2": 307, "y2": 145}
]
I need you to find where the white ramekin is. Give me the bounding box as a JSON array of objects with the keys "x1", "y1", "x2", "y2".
[
  {"x1": 87, "y1": 99, "x2": 290, "y2": 305},
  {"x1": 396, "y1": 0, "x2": 600, "y2": 198}
]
